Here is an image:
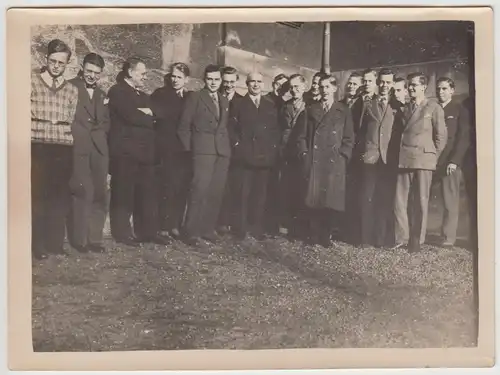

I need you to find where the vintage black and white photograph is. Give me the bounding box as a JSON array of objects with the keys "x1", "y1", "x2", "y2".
[{"x1": 7, "y1": 6, "x2": 494, "y2": 369}]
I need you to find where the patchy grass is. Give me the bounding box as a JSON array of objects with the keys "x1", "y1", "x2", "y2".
[{"x1": 32, "y1": 230, "x2": 477, "y2": 351}]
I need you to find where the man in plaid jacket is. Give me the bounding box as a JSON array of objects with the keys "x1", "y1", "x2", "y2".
[{"x1": 31, "y1": 39, "x2": 78, "y2": 259}]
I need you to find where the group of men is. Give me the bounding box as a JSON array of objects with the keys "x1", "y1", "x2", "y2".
[{"x1": 31, "y1": 38, "x2": 477, "y2": 260}]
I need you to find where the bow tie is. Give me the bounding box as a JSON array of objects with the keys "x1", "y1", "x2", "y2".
[{"x1": 85, "y1": 82, "x2": 97, "y2": 89}]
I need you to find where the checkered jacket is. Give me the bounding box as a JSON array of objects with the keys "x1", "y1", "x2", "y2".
[{"x1": 31, "y1": 72, "x2": 79, "y2": 145}]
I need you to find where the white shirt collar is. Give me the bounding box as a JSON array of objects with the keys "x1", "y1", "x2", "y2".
[
  {"x1": 440, "y1": 98, "x2": 452, "y2": 108},
  {"x1": 41, "y1": 70, "x2": 64, "y2": 88}
]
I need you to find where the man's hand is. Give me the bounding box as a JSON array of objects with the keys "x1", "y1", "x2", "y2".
[
  {"x1": 138, "y1": 108, "x2": 153, "y2": 116},
  {"x1": 447, "y1": 163, "x2": 458, "y2": 176}
]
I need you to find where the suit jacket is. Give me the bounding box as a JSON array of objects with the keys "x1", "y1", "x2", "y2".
[
  {"x1": 295, "y1": 101, "x2": 354, "y2": 211},
  {"x1": 339, "y1": 95, "x2": 361, "y2": 109},
  {"x1": 177, "y1": 88, "x2": 231, "y2": 157},
  {"x1": 69, "y1": 77, "x2": 110, "y2": 156},
  {"x1": 107, "y1": 80, "x2": 157, "y2": 164},
  {"x1": 229, "y1": 94, "x2": 281, "y2": 167},
  {"x1": 150, "y1": 86, "x2": 190, "y2": 156},
  {"x1": 436, "y1": 98, "x2": 470, "y2": 169},
  {"x1": 398, "y1": 98, "x2": 448, "y2": 170},
  {"x1": 280, "y1": 98, "x2": 306, "y2": 159},
  {"x1": 358, "y1": 96, "x2": 403, "y2": 165}
]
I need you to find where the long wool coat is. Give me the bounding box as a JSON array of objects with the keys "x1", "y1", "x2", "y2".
[{"x1": 295, "y1": 101, "x2": 355, "y2": 211}]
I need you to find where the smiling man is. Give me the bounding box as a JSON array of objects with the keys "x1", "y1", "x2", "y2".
[
  {"x1": 67, "y1": 52, "x2": 110, "y2": 254},
  {"x1": 393, "y1": 72, "x2": 447, "y2": 253},
  {"x1": 31, "y1": 39, "x2": 79, "y2": 259},
  {"x1": 177, "y1": 64, "x2": 231, "y2": 245}
]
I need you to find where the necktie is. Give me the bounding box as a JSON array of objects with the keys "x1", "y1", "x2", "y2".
[
  {"x1": 211, "y1": 93, "x2": 219, "y2": 113},
  {"x1": 177, "y1": 90, "x2": 183, "y2": 98},
  {"x1": 322, "y1": 102, "x2": 330, "y2": 112},
  {"x1": 51, "y1": 78, "x2": 58, "y2": 90},
  {"x1": 253, "y1": 96, "x2": 260, "y2": 108},
  {"x1": 379, "y1": 97, "x2": 387, "y2": 112}
]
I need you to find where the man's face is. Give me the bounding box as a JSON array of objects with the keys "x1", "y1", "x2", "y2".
[
  {"x1": 46, "y1": 52, "x2": 70, "y2": 78},
  {"x1": 289, "y1": 77, "x2": 305, "y2": 99},
  {"x1": 310, "y1": 76, "x2": 321, "y2": 95},
  {"x1": 129, "y1": 62, "x2": 147, "y2": 88},
  {"x1": 346, "y1": 76, "x2": 362, "y2": 97},
  {"x1": 363, "y1": 72, "x2": 377, "y2": 95},
  {"x1": 319, "y1": 78, "x2": 337, "y2": 101},
  {"x1": 247, "y1": 73, "x2": 263, "y2": 96},
  {"x1": 393, "y1": 81, "x2": 408, "y2": 104},
  {"x1": 408, "y1": 77, "x2": 426, "y2": 99},
  {"x1": 436, "y1": 81, "x2": 455, "y2": 103},
  {"x1": 205, "y1": 71, "x2": 222, "y2": 93},
  {"x1": 378, "y1": 74, "x2": 395, "y2": 97},
  {"x1": 273, "y1": 77, "x2": 288, "y2": 96},
  {"x1": 222, "y1": 73, "x2": 237, "y2": 95},
  {"x1": 82, "y1": 62, "x2": 102, "y2": 87},
  {"x1": 170, "y1": 68, "x2": 188, "y2": 91}
]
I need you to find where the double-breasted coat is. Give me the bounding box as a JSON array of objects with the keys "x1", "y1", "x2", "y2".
[{"x1": 295, "y1": 101, "x2": 355, "y2": 211}]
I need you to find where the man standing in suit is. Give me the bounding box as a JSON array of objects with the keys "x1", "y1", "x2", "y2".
[
  {"x1": 433, "y1": 77, "x2": 470, "y2": 247},
  {"x1": 218, "y1": 66, "x2": 244, "y2": 233},
  {"x1": 31, "y1": 39, "x2": 79, "y2": 259},
  {"x1": 344, "y1": 68, "x2": 378, "y2": 245},
  {"x1": 340, "y1": 71, "x2": 363, "y2": 109},
  {"x1": 177, "y1": 64, "x2": 231, "y2": 245},
  {"x1": 150, "y1": 62, "x2": 191, "y2": 239},
  {"x1": 295, "y1": 74, "x2": 355, "y2": 247},
  {"x1": 393, "y1": 72, "x2": 447, "y2": 253},
  {"x1": 279, "y1": 73, "x2": 308, "y2": 239},
  {"x1": 358, "y1": 68, "x2": 403, "y2": 247},
  {"x1": 229, "y1": 72, "x2": 281, "y2": 240},
  {"x1": 108, "y1": 57, "x2": 169, "y2": 246},
  {"x1": 67, "y1": 52, "x2": 110, "y2": 254}
]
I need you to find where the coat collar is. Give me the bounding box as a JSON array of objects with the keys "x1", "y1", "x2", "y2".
[{"x1": 200, "y1": 88, "x2": 222, "y2": 119}]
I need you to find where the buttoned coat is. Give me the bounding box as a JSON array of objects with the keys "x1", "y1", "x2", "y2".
[
  {"x1": 229, "y1": 94, "x2": 281, "y2": 167},
  {"x1": 69, "y1": 77, "x2": 110, "y2": 156},
  {"x1": 398, "y1": 98, "x2": 448, "y2": 170},
  {"x1": 177, "y1": 88, "x2": 231, "y2": 157},
  {"x1": 296, "y1": 101, "x2": 355, "y2": 211},
  {"x1": 280, "y1": 98, "x2": 306, "y2": 160}
]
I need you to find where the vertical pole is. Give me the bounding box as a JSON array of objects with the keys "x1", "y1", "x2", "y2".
[
  {"x1": 321, "y1": 22, "x2": 331, "y2": 74},
  {"x1": 216, "y1": 23, "x2": 228, "y2": 65}
]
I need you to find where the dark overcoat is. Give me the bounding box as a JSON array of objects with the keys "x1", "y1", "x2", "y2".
[{"x1": 296, "y1": 101, "x2": 355, "y2": 211}]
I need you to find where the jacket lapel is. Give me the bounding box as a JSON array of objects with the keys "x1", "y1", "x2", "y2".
[
  {"x1": 200, "y1": 89, "x2": 220, "y2": 120},
  {"x1": 404, "y1": 98, "x2": 428, "y2": 128}
]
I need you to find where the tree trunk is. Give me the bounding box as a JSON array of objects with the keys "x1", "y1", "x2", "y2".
[{"x1": 161, "y1": 24, "x2": 194, "y2": 71}]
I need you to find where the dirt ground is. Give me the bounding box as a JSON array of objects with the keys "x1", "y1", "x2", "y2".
[{"x1": 32, "y1": 186, "x2": 477, "y2": 351}]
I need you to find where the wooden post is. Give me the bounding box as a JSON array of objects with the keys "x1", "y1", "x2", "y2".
[{"x1": 321, "y1": 22, "x2": 331, "y2": 74}]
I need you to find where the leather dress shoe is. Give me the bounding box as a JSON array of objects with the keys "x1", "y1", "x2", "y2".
[
  {"x1": 73, "y1": 244, "x2": 90, "y2": 253},
  {"x1": 88, "y1": 243, "x2": 106, "y2": 253}
]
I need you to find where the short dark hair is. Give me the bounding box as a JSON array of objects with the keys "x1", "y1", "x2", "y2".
[
  {"x1": 47, "y1": 39, "x2": 72, "y2": 60},
  {"x1": 273, "y1": 73, "x2": 289, "y2": 83},
  {"x1": 117, "y1": 56, "x2": 145, "y2": 82},
  {"x1": 319, "y1": 74, "x2": 337, "y2": 86},
  {"x1": 204, "y1": 64, "x2": 222, "y2": 77},
  {"x1": 436, "y1": 76, "x2": 455, "y2": 89},
  {"x1": 170, "y1": 62, "x2": 190, "y2": 77},
  {"x1": 407, "y1": 72, "x2": 428, "y2": 86},
  {"x1": 348, "y1": 71, "x2": 363, "y2": 80},
  {"x1": 289, "y1": 73, "x2": 306, "y2": 84},
  {"x1": 394, "y1": 77, "x2": 407, "y2": 88},
  {"x1": 222, "y1": 66, "x2": 239, "y2": 80},
  {"x1": 313, "y1": 72, "x2": 323, "y2": 80},
  {"x1": 378, "y1": 68, "x2": 395, "y2": 78},
  {"x1": 83, "y1": 52, "x2": 105, "y2": 69},
  {"x1": 362, "y1": 68, "x2": 378, "y2": 78}
]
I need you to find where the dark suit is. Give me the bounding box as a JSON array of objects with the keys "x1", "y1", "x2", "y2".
[
  {"x1": 343, "y1": 95, "x2": 366, "y2": 244},
  {"x1": 177, "y1": 88, "x2": 231, "y2": 238},
  {"x1": 68, "y1": 77, "x2": 110, "y2": 247},
  {"x1": 279, "y1": 98, "x2": 307, "y2": 236},
  {"x1": 432, "y1": 99, "x2": 470, "y2": 244},
  {"x1": 229, "y1": 94, "x2": 281, "y2": 236},
  {"x1": 394, "y1": 98, "x2": 447, "y2": 245},
  {"x1": 150, "y1": 86, "x2": 192, "y2": 232},
  {"x1": 107, "y1": 80, "x2": 158, "y2": 241},
  {"x1": 357, "y1": 96, "x2": 403, "y2": 246}
]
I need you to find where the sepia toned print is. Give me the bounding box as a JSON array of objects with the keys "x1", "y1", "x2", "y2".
[{"x1": 7, "y1": 7, "x2": 494, "y2": 371}]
